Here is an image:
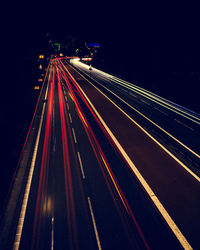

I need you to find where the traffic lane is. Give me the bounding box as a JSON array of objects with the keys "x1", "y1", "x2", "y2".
[
  {"x1": 56, "y1": 69, "x2": 99, "y2": 250},
  {"x1": 19, "y1": 68, "x2": 55, "y2": 250},
  {"x1": 73, "y1": 65, "x2": 200, "y2": 155},
  {"x1": 18, "y1": 125, "x2": 50, "y2": 250},
  {"x1": 60, "y1": 70, "x2": 144, "y2": 249},
  {"x1": 65, "y1": 62, "x2": 200, "y2": 248},
  {"x1": 44, "y1": 74, "x2": 69, "y2": 250},
  {"x1": 62, "y1": 76, "x2": 182, "y2": 249}
]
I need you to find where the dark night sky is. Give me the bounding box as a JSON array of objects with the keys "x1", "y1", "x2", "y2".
[
  {"x1": 1, "y1": 1, "x2": 200, "y2": 206},
  {"x1": 3, "y1": 2, "x2": 200, "y2": 76}
]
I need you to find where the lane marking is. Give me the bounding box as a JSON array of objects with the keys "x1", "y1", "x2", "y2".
[
  {"x1": 130, "y1": 93, "x2": 137, "y2": 98},
  {"x1": 65, "y1": 66, "x2": 193, "y2": 249},
  {"x1": 51, "y1": 217, "x2": 54, "y2": 250},
  {"x1": 69, "y1": 113, "x2": 73, "y2": 123},
  {"x1": 72, "y1": 127, "x2": 77, "y2": 143},
  {"x1": 87, "y1": 197, "x2": 102, "y2": 250},
  {"x1": 140, "y1": 99, "x2": 150, "y2": 105},
  {"x1": 13, "y1": 67, "x2": 50, "y2": 250},
  {"x1": 154, "y1": 107, "x2": 168, "y2": 116},
  {"x1": 174, "y1": 119, "x2": 194, "y2": 131},
  {"x1": 77, "y1": 152, "x2": 85, "y2": 179},
  {"x1": 66, "y1": 103, "x2": 69, "y2": 110},
  {"x1": 65, "y1": 96, "x2": 68, "y2": 102}
]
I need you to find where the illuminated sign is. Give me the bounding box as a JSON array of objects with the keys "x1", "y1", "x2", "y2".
[
  {"x1": 54, "y1": 42, "x2": 61, "y2": 51},
  {"x1": 88, "y1": 43, "x2": 101, "y2": 47}
]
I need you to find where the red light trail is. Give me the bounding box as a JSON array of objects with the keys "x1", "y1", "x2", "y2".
[{"x1": 31, "y1": 66, "x2": 55, "y2": 250}]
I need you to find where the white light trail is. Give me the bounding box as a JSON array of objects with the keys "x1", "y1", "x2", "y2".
[
  {"x1": 70, "y1": 59, "x2": 200, "y2": 125},
  {"x1": 69, "y1": 62, "x2": 200, "y2": 159}
]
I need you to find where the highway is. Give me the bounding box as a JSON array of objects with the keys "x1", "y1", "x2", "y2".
[{"x1": 0, "y1": 57, "x2": 199, "y2": 249}]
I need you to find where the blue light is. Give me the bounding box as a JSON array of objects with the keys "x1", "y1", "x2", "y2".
[{"x1": 88, "y1": 43, "x2": 101, "y2": 47}]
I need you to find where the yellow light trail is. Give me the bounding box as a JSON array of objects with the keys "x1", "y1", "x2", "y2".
[{"x1": 100, "y1": 153, "x2": 128, "y2": 212}]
